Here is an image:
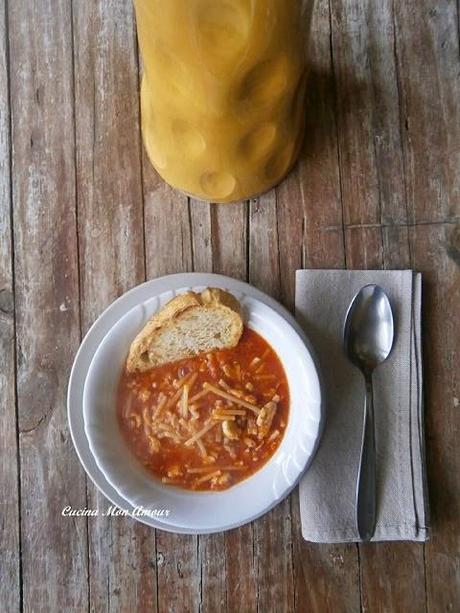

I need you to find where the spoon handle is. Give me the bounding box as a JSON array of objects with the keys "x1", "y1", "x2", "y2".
[{"x1": 356, "y1": 375, "x2": 376, "y2": 541}]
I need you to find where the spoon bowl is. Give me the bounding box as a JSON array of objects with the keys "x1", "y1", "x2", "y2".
[{"x1": 344, "y1": 285, "x2": 394, "y2": 372}]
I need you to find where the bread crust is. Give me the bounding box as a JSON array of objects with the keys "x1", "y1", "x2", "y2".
[{"x1": 126, "y1": 288, "x2": 243, "y2": 372}]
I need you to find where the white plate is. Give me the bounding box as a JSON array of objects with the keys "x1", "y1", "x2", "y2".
[{"x1": 68, "y1": 273, "x2": 323, "y2": 534}]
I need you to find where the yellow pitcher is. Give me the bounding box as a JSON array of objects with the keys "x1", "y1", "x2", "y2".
[{"x1": 134, "y1": 1, "x2": 313, "y2": 203}]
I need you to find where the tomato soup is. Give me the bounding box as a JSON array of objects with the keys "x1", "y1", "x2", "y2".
[{"x1": 117, "y1": 327, "x2": 289, "y2": 491}]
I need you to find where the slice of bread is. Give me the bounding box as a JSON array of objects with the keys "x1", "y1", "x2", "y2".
[{"x1": 126, "y1": 288, "x2": 244, "y2": 372}]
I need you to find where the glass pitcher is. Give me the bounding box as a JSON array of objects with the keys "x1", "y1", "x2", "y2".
[{"x1": 134, "y1": 1, "x2": 314, "y2": 203}]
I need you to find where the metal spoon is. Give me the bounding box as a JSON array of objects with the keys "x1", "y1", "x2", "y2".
[{"x1": 343, "y1": 284, "x2": 395, "y2": 542}]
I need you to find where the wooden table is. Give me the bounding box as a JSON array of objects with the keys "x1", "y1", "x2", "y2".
[{"x1": 1, "y1": 1, "x2": 459, "y2": 611}]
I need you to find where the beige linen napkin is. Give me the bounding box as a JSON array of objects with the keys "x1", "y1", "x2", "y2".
[{"x1": 296, "y1": 270, "x2": 429, "y2": 542}]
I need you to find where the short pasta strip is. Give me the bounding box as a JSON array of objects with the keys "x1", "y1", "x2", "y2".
[
  {"x1": 185, "y1": 421, "x2": 217, "y2": 446},
  {"x1": 218, "y1": 379, "x2": 243, "y2": 397},
  {"x1": 204, "y1": 382, "x2": 260, "y2": 414},
  {"x1": 189, "y1": 388, "x2": 210, "y2": 404},
  {"x1": 152, "y1": 393, "x2": 168, "y2": 420},
  {"x1": 187, "y1": 465, "x2": 245, "y2": 474},
  {"x1": 195, "y1": 438, "x2": 207, "y2": 458},
  {"x1": 214, "y1": 408, "x2": 246, "y2": 416},
  {"x1": 164, "y1": 386, "x2": 184, "y2": 412},
  {"x1": 181, "y1": 384, "x2": 189, "y2": 418},
  {"x1": 195, "y1": 470, "x2": 221, "y2": 484},
  {"x1": 173, "y1": 371, "x2": 194, "y2": 390},
  {"x1": 187, "y1": 466, "x2": 219, "y2": 474}
]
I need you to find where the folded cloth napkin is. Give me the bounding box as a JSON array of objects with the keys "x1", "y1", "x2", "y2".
[{"x1": 296, "y1": 270, "x2": 429, "y2": 543}]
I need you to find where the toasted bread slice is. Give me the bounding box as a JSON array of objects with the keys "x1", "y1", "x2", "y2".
[{"x1": 126, "y1": 288, "x2": 243, "y2": 372}]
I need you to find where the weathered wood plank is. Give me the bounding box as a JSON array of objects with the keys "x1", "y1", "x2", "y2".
[
  {"x1": 210, "y1": 202, "x2": 248, "y2": 280},
  {"x1": 107, "y1": 520, "x2": 158, "y2": 612},
  {"x1": 393, "y1": 1, "x2": 460, "y2": 223},
  {"x1": 361, "y1": 542, "x2": 427, "y2": 613},
  {"x1": 287, "y1": 190, "x2": 361, "y2": 613},
  {"x1": 154, "y1": 532, "x2": 199, "y2": 613},
  {"x1": 382, "y1": 225, "x2": 411, "y2": 270},
  {"x1": 189, "y1": 200, "x2": 213, "y2": 273},
  {"x1": 253, "y1": 501, "x2": 294, "y2": 613},
  {"x1": 198, "y1": 534, "x2": 227, "y2": 612},
  {"x1": 248, "y1": 191, "x2": 294, "y2": 613},
  {"x1": 249, "y1": 193, "x2": 281, "y2": 295},
  {"x1": 7, "y1": 0, "x2": 87, "y2": 609},
  {"x1": 144, "y1": 164, "x2": 192, "y2": 278},
  {"x1": 0, "y1": 1, "x2": 20, "y2": 610},
  {"x1": 273, "y1": 174, "x2": 305, "y2": 311},
  {"x1": 292, "y1": 536, "x2": 361, "y2": 613},
  {"x1": 223, "y1": 524, "x2": 257, "y2": 613},
  {"x1": 345, "y1": 224, "x2": 428, "y2": 613},
  {"x1": 282, "y1": 2, "x2": 360, "y2": 611},
  {"x1": 411, "y1": 222, "x2": 460, "y2": 612},
  {"x1": 73, "y1": 0, "x2": 146, "y2": 328},
  {"x1": 299, "y1": 2, "x2": 343, "y2": 262},
  {"x1": 332, "y1": 2, "x2": 428, "y2": 610},
  {"x1": 297, "y1": 0, "x2": 345, "y2": 274},
  {"x1": 72, "y1": 1, "x2": 156, "y2": 611},
  {"x1": 367, "y1": 0, "x2": 408, "y2": 226},
  {"x1": 345, "y1": 227, "x2": 383, "y2": 270},
  {"x1": 330, "y1": 0, "x2": 380, "y2": 227}
]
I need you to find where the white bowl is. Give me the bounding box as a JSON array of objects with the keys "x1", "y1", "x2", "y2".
[{"x1": 82, "y1": 286, "x2": 322, "y2": 533}]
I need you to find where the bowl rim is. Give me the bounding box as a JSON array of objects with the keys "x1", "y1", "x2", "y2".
[{"x1": 68, "y1": 273, "x2": 324, "y2": 534}]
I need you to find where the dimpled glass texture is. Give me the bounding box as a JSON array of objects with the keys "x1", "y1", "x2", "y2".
[{"x1": 134, "y1": 0, "x2": 312, "y2": 203}]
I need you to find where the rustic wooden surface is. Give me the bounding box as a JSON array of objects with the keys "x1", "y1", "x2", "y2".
[{"x1": 1, "y1": 0, "x2": 459, "y2": 611}]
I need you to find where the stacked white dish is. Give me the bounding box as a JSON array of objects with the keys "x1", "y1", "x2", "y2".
[{"x1": 68, "y1": 273, "x2": 323, "y2": 534}]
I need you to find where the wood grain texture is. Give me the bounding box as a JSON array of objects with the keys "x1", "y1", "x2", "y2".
[
  {"x1": 189, "y1": 200, "x2": 213, "y2": 273},
  {"x1": 210, "y1": 202, "x2": 248, "y2": 280},
  {"x1": 0, "y1": 1, "x2": 20, "y2": 610},
  {"x1": 223, "y1": 524, "x2": 257, "y2": 613},
  {"x1": 332, "y1": 3, "x2": 429, "y2": 610},
  {"x1": 344, "y1": 223, "x2": 427, "y2": 613},
  {"x1": 72, "y1": 2, "x2": 156, "y2": 612},
  {"x1": 411, "y1": 222, "x2": 460, "y2": 613},
  {"x1": 249, "y1": 193, "x2": 281, "y2": 296},
  {"x1": 73, "y1": 0, "x2": 146, "y2": 329},
  {"x1": 330, "y1": 0, "x2": 380, "y2": 227},
  {"x1": 198, "y1": 534, "x2": 227, "y2": 612},
  {"x1": 7, "y1": 0, "x2": 87, "y2": 610},
  {"x1": 393, "y1": 1, "x2": 460, "y2": 223},
  {"x1": 144, "y1": 163, "x2": 192, "y2": 279},
  {"x1": 249, "y1": 191, "x2": 295, "y2": 613},
  {"x1": 2, "y1": 0, "x2": 460, "y2": 610},
  {"x1": 286, "y1": 2, "x2": 360, "y2": 611}
]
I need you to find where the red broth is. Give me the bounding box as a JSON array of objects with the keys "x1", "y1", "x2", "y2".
[{"x1": 117, "y1": 327, "x2": 289, "y2": 491}]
